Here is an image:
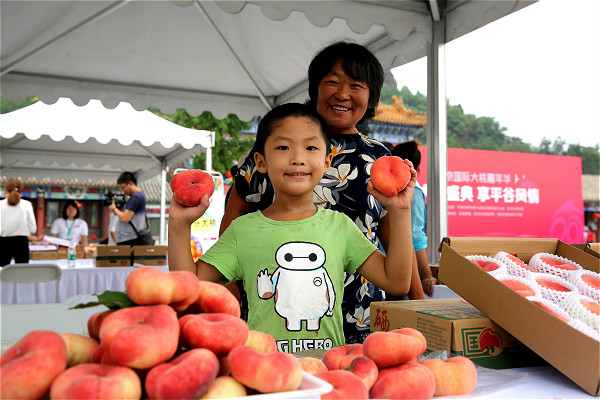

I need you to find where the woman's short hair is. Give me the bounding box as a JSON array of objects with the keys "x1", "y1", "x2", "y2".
[
  {"x1": 62, "y1": 200, "x2": 80, "y2": 220},
  {"x1": 307, "y1": 40, "x2": 384, "y2": 123}
]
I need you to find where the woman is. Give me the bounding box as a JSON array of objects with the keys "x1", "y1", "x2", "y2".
[
  {"x1": 51, "y1": 200, "x2": 88, "y2": 245},
  {"x1": 0, "y1": 179, "x2": 43, "y2": 267},
  {"x1": 222, "y1": 40, "x2": 423, "y2": 343}
]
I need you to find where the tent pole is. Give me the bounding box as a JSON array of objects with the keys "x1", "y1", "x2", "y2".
[
  {"x1": 426, "y1": 19, "x2": 448, "y2": 264},
  {"x1": 160, "y1": 162, "x2": 167, "y2": 245}
]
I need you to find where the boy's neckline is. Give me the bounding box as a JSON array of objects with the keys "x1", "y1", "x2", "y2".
[{"x1": 259, "y1": 205, "x2": 321, "y2": 223}]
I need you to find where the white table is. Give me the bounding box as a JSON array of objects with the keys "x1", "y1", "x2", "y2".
[{"x1": 1, "y1": 259, "x2": 169, "y2": 304}]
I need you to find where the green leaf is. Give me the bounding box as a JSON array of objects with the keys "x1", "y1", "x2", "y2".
[{"x1": 70, "y1": 291, "x2": 136, "y2": 310}]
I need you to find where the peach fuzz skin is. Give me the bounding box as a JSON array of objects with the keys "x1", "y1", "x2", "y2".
[
  {"x1": 200, "y1": 376, "x2": 248, "y2": 399},
  {"x1": 1, "y1": 330, "x2": 68, "y2": 400},
  {"x1": 370, "y1": 156, "x2": 411, "y2": 196},
  {"x1": 343, "y1": 356, "x2": 379, "y2": 390},
  {"x1": 228, "y1": 346, "x2": 303, "y2": 393},
  {"x1": 99, "y1": 304, "x2": 180, "y2": 369},
  {"x1": 179, "y1": 313, "x2": 249, "y2": 356},
  {"x1": 125, "y1": 266, "x2": 200, "y2": 312},
  {"x1": 244, "y1": 329, "x2": 278, "y2": 353},
  {"x1": 363, "y1": 328, "x2": 427, "y2": 368},
  {"x1": 49, "y1": 363, "x2": 141, "y2": 400},
  {"x1": 145, "y1": 348, "x2": 219, "y2": 399},
  {"x1": 370, "y1": 362, "x2": 435, "y2": 400},
  {"x1": 171, "y1": 169, "x2": 215, "y2": 207},
  {"x1": 87, "y1": 309, "x2": 115, "y2": 340},
  {"x1": 61, "y1": 333, "x2": 100, "y2": 367},
  {"x1": 187, "y1": 280, "x2": 242, "y2": 317},
  {"x1": 322, "y1": 343, "x2": 363, "y2": 370},
  {"x1": 420, "y1": 356, "x2": 477, "y2": 396},
  {"x1": 317, "y1": 369, "x2": 369, "y2": 400},
  {"x1": 298, "y1": 356, "x2": 329, "y2": 375}
]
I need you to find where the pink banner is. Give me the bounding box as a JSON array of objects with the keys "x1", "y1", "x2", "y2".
[{"x1": 418, "y1": 147, "x2": 584, "y2": 243}]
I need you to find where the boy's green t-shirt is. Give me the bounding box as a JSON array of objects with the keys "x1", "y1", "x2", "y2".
[{"x1": 200, "y1": 206, "x2": 377, "y2": 353}]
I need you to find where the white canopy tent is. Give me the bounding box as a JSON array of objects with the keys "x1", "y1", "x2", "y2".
[
  {"x1": 0, "y1": 98, "x2": 215, "y2": 243},
  {"x1": 0, "y1": 0, "x2": 536, "y2": 261}
]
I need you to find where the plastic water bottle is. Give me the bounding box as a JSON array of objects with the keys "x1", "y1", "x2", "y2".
[{"x1": 67, "y1": 241, "x2": 77, "y2": 268}]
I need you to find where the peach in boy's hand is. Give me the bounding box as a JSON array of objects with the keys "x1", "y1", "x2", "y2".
[
  {"x1": 170, "y1": 169, "x2": 215, "y2": 207},
  {"x1": 371, "y1": 156, "x2": 411, "y2": 196}
]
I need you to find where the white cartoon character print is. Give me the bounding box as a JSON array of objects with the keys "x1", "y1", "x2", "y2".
[{"x1": 257, "y1": 242, "x2": 335, "y2": 331}]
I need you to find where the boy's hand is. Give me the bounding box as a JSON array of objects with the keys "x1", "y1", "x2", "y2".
[
  {"x1": 367, "y1": 159, "x2": 417, "y2": 210},
  {"x1": 168, "y1": 195, "x2": 210, "y2": 226}
]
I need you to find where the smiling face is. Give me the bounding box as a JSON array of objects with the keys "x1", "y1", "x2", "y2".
[
  {"x1": 255, "y1": 116, "x2": 332, "y2": 199},
  {"x1": 316, "y1": 60, "x2": 370, "y2": 135},
  {"x1": 65, "y1": 205, "x2": 78, "y2": 219}
]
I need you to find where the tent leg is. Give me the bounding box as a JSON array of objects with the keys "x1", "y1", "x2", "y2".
[
  {"x1": 160, "y1": 163, "x2": 167, "y2": 245},
  {"x1": 426, "y1": 19, "x2": 448, "y2": 264}
]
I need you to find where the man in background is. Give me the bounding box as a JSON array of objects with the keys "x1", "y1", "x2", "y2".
[{"x1": 108, "y1": 172, "x2": 147, "y2": 246}]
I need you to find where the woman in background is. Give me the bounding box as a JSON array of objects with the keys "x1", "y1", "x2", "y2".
[
  {"x1": 0, "y1": 179, "x2": 43, "y2": 266},
  {"x1": 51, "y1": 200, "x2": 89, "y2": 245}
]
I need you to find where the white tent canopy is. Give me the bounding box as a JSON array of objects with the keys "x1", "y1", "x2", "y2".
[
  {"x1": 0, "y1": 97, "x2": 215, "y2": 243},
  {"x1": 0, "y1": 0, "x2": 536, "y2": 261}
]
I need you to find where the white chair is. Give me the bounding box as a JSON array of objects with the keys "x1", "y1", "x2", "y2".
[
  {"x1": 0, "y1": 263, "x2": 62, "y2": 302},
  {"x1": 0, "y1": 303, "x2": 88, "y2": 353}
]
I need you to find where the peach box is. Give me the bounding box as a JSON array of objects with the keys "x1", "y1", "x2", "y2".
[
  {"x1": 93, "y1": 245, "x2": 131, "y2": 267},
  {"x1": 132, "y1": 245, "x2": 167, "y2": 266},
  {"x1": 29, "y1": 250, "x2": 59, "y2": 260},
  {"x1": 370, "y1": 298, "x2": 545, "y2": 369},
  {"x1": 438, "y1": 237, "x2": 600, "y2": 396}
]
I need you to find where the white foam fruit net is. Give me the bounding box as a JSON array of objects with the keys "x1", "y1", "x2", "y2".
[
  {"x1": 528, "y1": 273, "x2": 577, "y2": 304},
  {"x1": 465, "y1": 255, "x2": 508, "y2": 278},
  {"x1": 567, "y1": 269, "x2": 600, "y2": 303},
  {"x1": 528, "y1": 252, "x2": 583, "y2": 280},
  {"x1": 559, "y1": 292, "x2": 600, "y2": 332},
  {"x1": 526, "y1": 295, "x2": 571, "y2": 323},
  {"x1": 494, "y1": 274, "x2": 541, "y2": 298},
  {"x1": 568, "y1": 318, "x2": 600, "y2": 342},
  {"x1": 494, "y1": 251, "x2": 535, "y2": 278}
]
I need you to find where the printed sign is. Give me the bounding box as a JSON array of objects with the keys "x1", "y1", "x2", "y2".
[{"x1": 418, "y1": 147, "x2": 584, "y2": 243}]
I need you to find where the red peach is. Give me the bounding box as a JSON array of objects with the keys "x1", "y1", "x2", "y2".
[
  {"x1": 363, "y1": 328, "x2": 426, "y2": 368},
  {"x1": 1, "y1": 330, "x2": 67, "y2": 400},
  {"x1": 188, "y1": 280, "x2": 242, "y2": 317},
  {"x1": 49, "y1": 363, "x2": 141, "y2": 400},
  {"x1": 370, "y1": 362, "x2": 435, "y2": 400},
  {"x1": 473, "y1": 260, "x2": 500, "y2": 272},
  {"x1": 228, "y1": 346, "x2": 303, "y2": 393},
  {"x1": 99, "y1": 304, "x2": 180, "y2": 369},
  {"x1": 322, "y1": 343, "x2": 363, "y2": 370},
  {"x1": 582, "y1": 275, "x2": 600, "y2": 289},
  {"x1": 420, "y1": 356, "x2": 478, "y2": 396},
  {"x1": 540, "y1": 257, "x2": 578, "y2": 270},
  {"x1": 317, "y1": 369, "x2": 369, "y2": 400},
  {"x1": 500, "y1": 279, "x2": 536, "y2": 297},
  {"x1": 245, "y1": 330, "x2": 278, "y2": 353},
  {"x1": 536, "y1": 279, "x2": 570, "y2": 292},
  {"x1": 582, "y1": 300, "x2": 599, "y2": 315},
  {"x1": 180, "y1": 313, "x2": 249, "y2": 356},
  {"x1": 61, "y1": 333, "x2": 100, "y2": 367},
  {"x1": 87, "y1": 309, "x2": 115, "y2": 340},
  {"x1": 145, "y1": 348, "x2": 219, "y2": 399},
  {"x1": 171, "y1": 169, "x2": 215, "y2": 207},
  {"x1": 298, "y1": 357, "x2": 328, "y2": 375},
  {"x1": 371, "y1": 156, "x2": 411, "y2": 196},
  {"x1": 200, "y1": 376, "x2": 247, "y2": 399},
  {"x1": 506, "y1": 254, "x2": 534, "y2": 272},
  {"x1": 343, "y1": 356, "x2": 378, "y2": 390},
  {"x1": 126, "y1": 267, "x2": 200, "y2": 312}
]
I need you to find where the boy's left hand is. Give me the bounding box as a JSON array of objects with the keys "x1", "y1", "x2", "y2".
[{"x1": 367, "y1": 159, "x2": 417, "y2": 210}]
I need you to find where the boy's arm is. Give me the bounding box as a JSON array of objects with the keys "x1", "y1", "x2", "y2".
[
  {"x1": 168, "y1": 195, "x2": 209, "y2": 274},
  {"x1": 357, "y1": 160, "x2": 417, "y2": 296}
]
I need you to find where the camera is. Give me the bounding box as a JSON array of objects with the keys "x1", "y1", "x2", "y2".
[{"x1": 103, "y1": 189, "x2": 126, "y2": 209}]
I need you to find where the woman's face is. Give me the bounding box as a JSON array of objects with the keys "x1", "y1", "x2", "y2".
[
  {"x1": 66, "y1": 205, "x2": 77, "y2": 219},
  {"x1": 316, "y1": 60, "x2": 370, "y2": 135}
]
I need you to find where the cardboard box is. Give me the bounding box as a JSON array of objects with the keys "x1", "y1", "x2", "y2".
[
  {"x1": 438, "y1": 237, "x2": 600, "y2": 396},
  {"x1": 586, "y1": 243, "x2": 600, "y2": 258},
  {"x1": 132, "y1": 245, "x2": 167, "y2": 266},
  {"x1": 93, "y1": 245, "x2": 131, "y2": 267},
  {"x1": 370, "y1": 298, "x2": 545, "y2": 369},
  {"x1": 29, "y1": 250, "x2": 59, "y2": 260}
]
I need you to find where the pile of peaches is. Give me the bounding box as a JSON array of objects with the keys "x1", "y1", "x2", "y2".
[
  {"x1": 1, "y1": 267, "x2": 478, "y2": 399},
  {"x1": 467, "y1": 252, "x2": 599, "y2": 340}
]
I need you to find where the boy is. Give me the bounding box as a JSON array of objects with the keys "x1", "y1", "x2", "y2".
[{"x1": 168, "y1": 103, "x2": 416, "y2": 353}]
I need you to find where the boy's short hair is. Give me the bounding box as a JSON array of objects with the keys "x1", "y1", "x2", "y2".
[
  {"x1": 255, "y1": 103, "x2": 331, "y2": 156},
  {"x1": 117, "y1": 171, "x2": 137, "y2": 185},
  {"x1": 391, "y1": 140, "x2": 421, "y2": 169}
]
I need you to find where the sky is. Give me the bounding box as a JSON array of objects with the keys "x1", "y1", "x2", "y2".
[{"x1": 391, "y1": 0, "x2": 600, "y2": 149}]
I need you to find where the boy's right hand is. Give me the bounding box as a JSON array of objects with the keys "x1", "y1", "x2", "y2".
[{"x1": 169, "y1": 195, "x2": 210, "y2": 226}]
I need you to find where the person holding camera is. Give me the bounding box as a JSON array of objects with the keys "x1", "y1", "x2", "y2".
[
  {"x1": 50, "y1": 200, "x2": 88, "y2": 245},
  {"x1": 108, "y1": 172, "x2": 151, "y2": 246}
]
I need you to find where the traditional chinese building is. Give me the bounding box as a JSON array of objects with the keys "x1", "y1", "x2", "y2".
[{"x1": 366, "y1": 95, "x2": 427, "y2": 145}]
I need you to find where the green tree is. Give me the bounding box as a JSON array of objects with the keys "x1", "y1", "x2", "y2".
[
  {"x1": 149, "y1": 107, "x2": 254, "y2": 177},
  {"x1": 0, "y1": 94, "x2": 37, "y2": 113}
]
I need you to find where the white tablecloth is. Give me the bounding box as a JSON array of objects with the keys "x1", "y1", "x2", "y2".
[{"x1": 1, "y1": 259, "x2": 169, "y2": 304}]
